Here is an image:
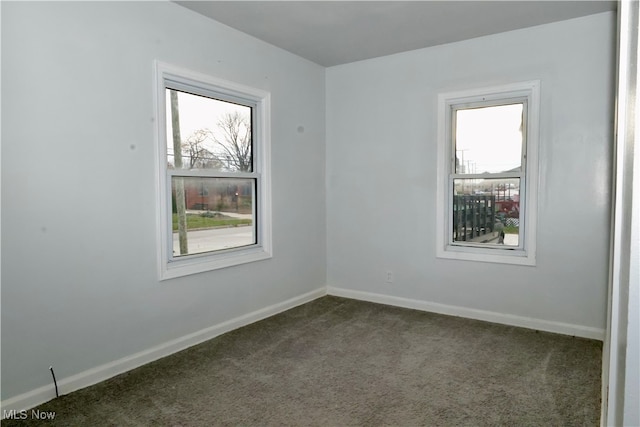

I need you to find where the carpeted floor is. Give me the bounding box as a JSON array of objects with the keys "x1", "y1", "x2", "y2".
[{"x1": 3, "y1": 296, "x2": 602, "y2": 426}]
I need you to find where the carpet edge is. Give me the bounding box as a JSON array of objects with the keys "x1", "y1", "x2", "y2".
[
  {"x1": 327, "y1": 286, "x2": 605, "y2": 340},
  {"x1": 0, "y1": 287, "x2": 327, "y2": 416}
]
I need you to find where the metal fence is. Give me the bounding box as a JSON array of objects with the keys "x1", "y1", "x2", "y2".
[{"x1": 453, "y1": 195, "x2": 497, "y2": 242}]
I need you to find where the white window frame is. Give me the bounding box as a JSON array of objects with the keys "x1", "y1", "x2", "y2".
[
  {"x1": 436, "y1": 81, "x2": 540, "y2": 266},
  {"x1": 154, "y1": 61, "x2": 272, "y2": 280}
]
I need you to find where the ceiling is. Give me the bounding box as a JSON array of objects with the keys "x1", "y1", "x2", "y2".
[{"x1": 176, "y1": 1, "x2": 617, "y2": 67}]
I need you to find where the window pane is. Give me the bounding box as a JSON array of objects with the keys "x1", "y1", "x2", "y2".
[
  {"x1": 452, "y1": 178, "x2": 520, "y2": 246},
  {"x1": 171, "y1": 177, "x2": 255, "y2": 257},
  {"x1": 455, "y1": 104, "x2": 523, "y2": 174},
  {"x1": 166, "y1": 89, "x2": 252, "y2": 172}
]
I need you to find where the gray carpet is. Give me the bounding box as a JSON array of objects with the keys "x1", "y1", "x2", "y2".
[{"x1": 3, "y1": 296, "x2": 602, "y2": 426}]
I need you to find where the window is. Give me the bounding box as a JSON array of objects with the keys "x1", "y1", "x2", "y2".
[
  {"x1": 155, "y1": 62, "x2": 271, "y2": 279},
  {"x1": 436, "y1": 81, "x2": 539, "y2": 265}
]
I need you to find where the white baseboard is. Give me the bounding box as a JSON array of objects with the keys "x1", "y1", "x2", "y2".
[
  {"x1": 2, "y1": 285, "x2": 604, "y2": 415},
  {"x1": 327, "y1": 286, "x2": 605, "y2": 341},
  {"x1": 0, "y1": 287, "x2": 326, "y2": 415}
]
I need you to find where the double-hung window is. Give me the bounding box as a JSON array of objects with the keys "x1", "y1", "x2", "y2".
[
  {"x1": 436, "y1": 81, "x2": 539, "y2": 265},
  {"x1": 155, "y1": 62, "x2": 271, "y2": 279}
]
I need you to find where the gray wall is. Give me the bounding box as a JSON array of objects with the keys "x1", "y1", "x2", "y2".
[
  {"x1": 1, "y1": 3, "x2": 619, "y2": 405},
  {"x1": 326, "y1": 13, "x2": 616, "y2": 331},
  {"x1": 1, "y1": 2, "x2": 326, "y2": 400}
]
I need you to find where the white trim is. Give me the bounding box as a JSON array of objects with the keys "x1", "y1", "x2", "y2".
[
  {"x1": 436, "y1": 81, "x2": 540, "y2": 266},
  {"x1": 0, "y1": 288, "x2": 326, "y2": 416},
  {"x1": 1, "y1": 284, "x2": 606, "y2": 415},
  {"x1": 327, "y1": 286, "x2": 605, "y2": 341},
  {"x1": 154, "y1": 61, "x2": 272, "y2": 280},
  {"x1": 603, "y1": 1, "x2": 639, "y2": 425},
  {"x1": 167, "y1": 170, "x2": 258, "y2": 179},
  {"x1": 452, "y1": 171, "x2": 524, "y2": 180}
]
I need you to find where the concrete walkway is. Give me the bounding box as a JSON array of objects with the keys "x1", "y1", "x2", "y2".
[
  {"x1": 504, "y1": 233, "x2": 519, "y2": 246},
  {"x1": 185, "y1": 209, "x2": 253, "y2": 220}
]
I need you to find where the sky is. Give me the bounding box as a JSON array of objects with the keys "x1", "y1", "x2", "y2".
[
  {"x1": 455, "y1": 103, "x2": 523, "y2": 174},
  {"x1": 165, "y1": 90, "x2": 250, "y2": 165},
  {"x1": 165, "y1": 90, "x2": 522, "y2": 176}
]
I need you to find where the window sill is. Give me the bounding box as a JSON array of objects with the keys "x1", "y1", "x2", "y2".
[
  {"x1": 159, "y1": 245, "x2": 272, "y2": 280},
  {"x1": 437, "y1": 245, "x2": 536, "y2": 266}
]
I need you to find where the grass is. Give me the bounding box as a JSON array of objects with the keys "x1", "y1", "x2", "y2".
[
  {"x1": 172, "y1": 213, "x2": 252, "y2": 231},
  {"x1": 504, "y1": 225, "x2": 519, "y2": 234}
]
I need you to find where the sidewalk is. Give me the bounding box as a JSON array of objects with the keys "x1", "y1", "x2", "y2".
[
  {"x1": 185, "y1": 209, "x2": 253, "y2": 220},
  {"x1": 504, "y1": 233, "x2": 519, "y2": 246}
]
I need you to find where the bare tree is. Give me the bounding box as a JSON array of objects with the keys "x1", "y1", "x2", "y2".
[
  {"x1": 212, "y1": 111, "x2": 252, "y2": 172},
  {"x1": 181, "y1": 129, "x2": 222, "y2": 169}
]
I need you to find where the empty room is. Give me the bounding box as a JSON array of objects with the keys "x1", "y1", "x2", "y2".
[{"x1": 1, "y1": 1, "x2": 638, "y2": 425}]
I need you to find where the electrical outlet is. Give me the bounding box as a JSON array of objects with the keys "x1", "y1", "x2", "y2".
[{"x1": 386, "y1": 270, "x2": 394, "y2": 283}]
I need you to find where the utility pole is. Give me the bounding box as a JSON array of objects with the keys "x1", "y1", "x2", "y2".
[{"x1": 170, "y1": 90, "x2": 188, "y2": 255}]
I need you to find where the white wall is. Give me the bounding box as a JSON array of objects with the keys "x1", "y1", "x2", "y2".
[
  {"x1": 616, "y1": 3, "x2": 640, "y2": 422},
  {"x1": 1, "y1": 2, "x2": 326, "y2": 401},
  {"x1": 624, "y1": 186, "x2": 639, "y2": 424},
  {"x1": 326, "y1": 13, "x2": 616, "y2": 334},
  {"x1": 624, "y1": 158, "x2": 639, "y2": 426},
  {"x1": 0, "y1": 1, "x2": 623, "y2": 411}
]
